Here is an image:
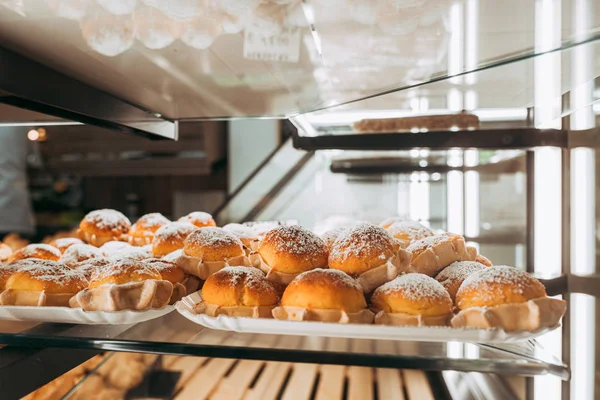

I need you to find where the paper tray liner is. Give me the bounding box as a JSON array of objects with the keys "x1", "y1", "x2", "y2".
[
  {"x1": 0, "y1": 290, "x2": 75, "y2": 307},
  {"x1": 174, "y1": 253, "x2": 251, "y2": 280},
  {"x1": 408, "y1": 235, "x2": 474, "y2": 276},
  {"x1": 77, "y1": 230, "x2": 128, "y2": 247},
  {"x1": 194, "y1": 302, "x2": 275, "y2": 318},
  {"x1": 356, "y1": 248, "x2": 411, "y2": 293},
  {"x1": 69, "y1": 280, "x2": 173, "y2": 311},
  {"x1": 374, "y1": 310, "x2": 451, "y2": 326},
  {"x1": 451, "y1": 297, "x2": 567, "y2": 332},
  {"x1": 272, "y1": 306, "x2": 374, "y2": 324}
]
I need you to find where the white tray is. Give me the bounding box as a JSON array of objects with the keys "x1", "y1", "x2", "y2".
[
  {"x1": 0, "y1": 305, "x2": 174, "y2": 324},
  {"x1": 176, "y1": 292, "x2": 558, "y2": 343}
]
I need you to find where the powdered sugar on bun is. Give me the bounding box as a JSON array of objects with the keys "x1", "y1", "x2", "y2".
[
  {"x1": 435, "y1": 261, "x2": 487, "y2": 285},
  {"x1": 406, "y1": 232, "x2": 458, "y2": 256},
  {"x1": 295, "y1": 268, "x2": 364, "y2": 292},
  {"x1": 51, "y1": 238, "x2": 84, "y2": 253},
  {"x1": 100, "y1": 241, "x2": 133, "y2": 255},
  {"x1": 320, "y1": 228, "x2": 347, "y2": 250},
  {"x1": 89, "y1": 258, "x2": 161, "y2": 288},
  {"x1": 212, "y1": 266, "x2": 275, "y2": 293},
  {"x1": 386, "y1": 220, "x2": 434, "y2": 242},
  {"x1": 154, "y1": 222, "x2": 197, "y2": 242},
  {"x1": 185, "y1": 227, "x2": 243, "y2": 249},
  {"x1": 375, "y1": 273, "x2": 451, "y2": 303},
  {"x1": 80, "y1": 209, "x2": 131, "y2": 234},
  {"x1": 456, "y1": 265, "x2": 547, "y2": 310},
  {"x1": 223, "y1": 223, "x2": 258, "y2": 240},
  {"x1": 130, "y1": 213, "x2": 170, "y2": 235},
  {"x1": 59, "y1": 244, "x2": 104, "y2": 268},
  {"x1": 8, "y1": 244, "x2": 62, "y2": 262},
  {"x1": 6, "y1": 259, "x2": 87, "y2": 287},
  {"x1": 178, "y1": 211, "x2": 216, "y2": 228},
  {"x1": 262, "y1": 225, "x2": 327, "y2": 258}
]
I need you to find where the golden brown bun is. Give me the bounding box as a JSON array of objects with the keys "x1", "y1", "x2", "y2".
[
  {"x1": 371, "y1": 274, "x2": 453, "y2": 317},
  {"x1": 178, "y1": 211, "x2": 216, "y2": 228},
  {"x1": 0, "y1": 262, "x2": 21, "y2": 290},
  {"x1": 73, "y1": 258, "x2": 111, "y2": 280},
  {"x1": 475, "y1": 254, "x2": 493, "y2": 267},
  {"x1": 456, "y1": 265, "x2": 547, "y2": 310},
  {"x1": 258, "y1": 225, "x2": 328, "y2": 274},
  {"x1": 202, "y1": 266, "x2": 279, "y2": 307},
  {"x1": 129, "y1": 213, "x2": 170, "y2": 240},
  {"x1": 79, "y1": 209, "x2": 131, "y2": 239},
  {"x1": 2, "y1": 233, "x2": 29, "y2": 251},
  {"x1": 328, "y1": 223, "x2": 398, "y2": 275},
  {"x1": 49, "y1": 238, "x2": 83, "y2": 253},
  {"x1": 320, "y1": 228, "x2": 347, "y2": 251},
  {"x1": 58, "y1": 244, "x2": 104, "y2": 268},
  {"x1": 6, "y1": 260, "x2": 87, "y2": 294},
  {"x1": 281, "y1": 269, "x2": 367, "y2": 312},
  {"x1": 8, "y1": 244, "x2": 61, "y2": 262},
  {"x1": 434, "y1": 261, "x2": 487, "y2": 301},
  {"x1": 222, "y1": 223, "x2": 259, "y2": 248},
  {"x1": 183, "y1": 227, "x2": 244, "y2": 261},
  {"x1": 0, "y1": 243, "x2": 12, "y2": 261},
  {"x1": 385, "y1": 220, "x2": 434, "y2": 243},
  {"x1": 142, "y1": 258, "x2": 186, "y2": 284},
  {"x1": 89, "y1": 258, "x2": 162, "y2": 289},
  {"x1": 151, "y1": 222, "x2": 197, "y2": 257}
]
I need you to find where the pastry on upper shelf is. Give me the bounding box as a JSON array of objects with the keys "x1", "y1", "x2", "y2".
[
  {"x1": 222, "y1": 223, "x2": 260, "y2": 252},
  {"x1": 371, "y1": 273, "x2": 453, "y2": 326},
  {"x1": 328, "y1": 223, "x2": 410, "y2": 293},
  {"x1": 58, "y1": 243, "x2": 104, "y2": 268},
  {"x1": 128, "y1": 213, "x2": 171, "y2": 246},
  {"x1": 0, "y1": 260, "x2": 87, "y2": 306},
  {"x1": 385, "y1": 220, "x2": 435, "y2": 248},
  {"x1": 252, "y1": 225, "x2": 328, "y2": 285},
  {"x1": 353, "y1": 112, "x2": 480, "y2": 133},
  {"x1": 173, "y1": 227, "x2": 250, "y2": 280},
  {"x1": 178, "y1": 211, "x2": 216, "y2": 228},
  {"x1": 451, "y1": 265, "x2": 567, "y2": 331},
  {"x1": 7, "y1": 243, "x2": 62, "y2": 262},
  {"x1": 195, "y1": 266, "x2": 279, "y2": 318},
  {"x1": 0, "y1": 243, "x2": 12, "y2": 262},
  {"x1": 405, "y1": 232, "x2": 473, "y2": 277},
  {"x1": 143, "y1": 258, "x2": 200, "y2": 304},
  {"x1": 69, "y1": 258, "x2": 173, "y2": 311},
  {"x1": 151, "y1": 221, "x2": 197, "y2": 257},
  {"x1": 272, "y1": 269, "x2": 374, "y2": 323},
  {"x1": 434, "y1": 260, "x2": 487, "y2": 302},
  {"x1": 78, "y1": 209, "x2": 132, "y2": 246},
  {"x1": 49, "y1": 238, "x2": 83, "y2": 254}
]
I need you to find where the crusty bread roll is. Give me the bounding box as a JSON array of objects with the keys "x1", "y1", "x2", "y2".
[
  {"x1": 385, "y1": 220, "x2": 434, "y2": 246},
  {"x1": 452, "y1": 265, "x2": 566, "y2": 331},
  {"x1": 0, "y1": 243, "x2": 12, "y2": 261},
  {"x1": 49, "y1": 238, "x2": 83, "y2": 254},
  {"x1": 178, "y1": 211, "x2": 216, "y2": 228},
  {"x1": 406, "y1": 232, "x2": 472, "y2": 276},
  {"x1": 281, "y1": 268, "x2": 366, "y2": 312},
  {"x1": 58, "y1": 243, "x2": 104, "y2": 268},
  {"x1": 70, "y1": 258, "x2": 173, "y2": 311},
  {"x1": 8, "y1": 244, "x2": 62, "y2": 262},
  {"x1": 151, "y1": 221, "x2": 197, "y2": 257},
  {"x1": 128, "y1": 213, "x2": 170, "y2": 246},
  {"x1": 371, "y1": 274, "x2": 453, "y2": 326},
  {"x1": 257, "y1": 225, "x2": 328, "y2": 275},
  {"x1": 202, "y1": 266, "x2": 279, "y2": 308},
  {"x1": 434, "y1": 261, "x2": 487, "y2": 302},
  {"x1": 78, "y1": 209, "x2": 131, "y2": 246},
  {"x1": 328, "y1": 223, "x2": 400, "y2": 275},
  {"x1": 183, "y1": 227, "x2": 245, "y2": 262},
  {"x1": 1, "y1": 260, "x2": 87, "y2": 306}
]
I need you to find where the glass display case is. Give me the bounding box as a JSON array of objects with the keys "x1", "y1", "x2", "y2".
[{"x1": 0, "y1": 1, "x2": 599, "y2": 399}]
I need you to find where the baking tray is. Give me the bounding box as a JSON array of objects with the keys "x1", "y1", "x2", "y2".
[
  {"x1": 0, "y1": 305, "x2": 174, "y2": 324},
  {"x1": 175, "y1": 292, "x2": 559, "y2": 343}
]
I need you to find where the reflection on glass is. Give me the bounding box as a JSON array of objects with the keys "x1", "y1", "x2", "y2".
[
  {"x1": 180, "y1": 16, "x2": 222, "y2": 50},
  {"x1": 97, "y1": 0, "x2": 136, "y2": 16},
  {"x1": 133, "y1": 6, "x2": 181, "y2": 49},
  {"x1": 80, "y1": 11, "x2": 135, "y2": 57},
  {"x1": 47, "y1": 0, "x2": 91, "y2": 20},
  {"x1": 142, "y1": 0, "x2": 203, "y2": 21}
]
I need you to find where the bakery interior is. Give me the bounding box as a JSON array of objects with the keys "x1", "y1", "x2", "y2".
[{"x1": 0, "y1": 0, "x2": 599, "y2": 399}]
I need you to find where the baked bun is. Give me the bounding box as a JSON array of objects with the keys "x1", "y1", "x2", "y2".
[
  {"x1": 222, "y1": 223, "x2": 259, "y2": 250},
  {"x1": 143, "y1": 258, "x2": 199, "y2": 303},
  {"x1": 256, "y1": 225, "x2": 328, "y2": 275},
  {"x1": 406, "y1": 232, "x2": 472, "y2": 276},
  {"x1": 328, "y1": 223, "x2": 410, "y2": 293},
  {"x1": 49, "y1": 238, "x2": 83, "y2": 254},
  {"x1": 0, "y1": 261, "x2": 21, "y2": 290},
  {"x1": 100, "y1": 241, "x2": 133, "y2": 255},
  {"x1": 70, "y1": 258, "x2": 173, "y2": 311},
  {"x1": 78, "y1": 209, "x2": 131, "y2": 246},
  {"x1": 379, "y1": 216, "x2": 408, "y2": 230},
  {"x1": 8, "y1": 244, "x2": 61, "y2": 262},
  {"x1": 152, "y1": 221, "x2": 197, "y2": 257},
  {"x1": 178, "y1": 211, "x2": 216, "y2": 228},
  {"x1": 273, "y1": 269, "x2": 373, "y2": 323},
  {"x1": 196, "y1": 266, "x2": 279, "y2": 318},
  {"x1": 0, "y1": 243, "x2": 12, "y2": 261},
  {"x1": 434, "y1": 261, "x2": 487, "y2": 302},
  {"x1": 385, "y1": 220, "x2": 434, "y2": 246},
  {"x1": 128, "y1": 213, "x2": 170, "y2": 246},
  {"x1": 371, "y1": 274, "x2": 453, "y2": 326},
  {"x1": 320, "y1": 228, "x2": 347, "y2": 251},
  {"x1": 184, "y1": 227, "x2": 245, "y2": 261},
  {"x1": 475, "y1": 254, "x2": 492, "y2": 267},
  {"x1": 452, "y1": 266, "x2": 566, "y2": 331},
  {"x1": 107, "y1": 245, "x2": 152, "y2": 262},
  {"x1": 72, "y1": 258, "x2": 111, "y2": 280},
  {"x1": 0, "y1": 260, "x2": 87, "y2": 306},
  {"x1": 58, "y1": 244, "x2": 104, "y2": 268}
]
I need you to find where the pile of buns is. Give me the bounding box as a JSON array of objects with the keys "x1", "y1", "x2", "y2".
[{"x1": 0, "y1": 209, "x2": 566, "y2": 332}]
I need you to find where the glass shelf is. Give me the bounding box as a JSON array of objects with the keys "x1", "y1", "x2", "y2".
[
  {"x1": 0, "y1": 312, "x2": 569, "y2": 380},
  {"x1": 0, "y1": 0, "x2": 598, "y2": 122}
]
